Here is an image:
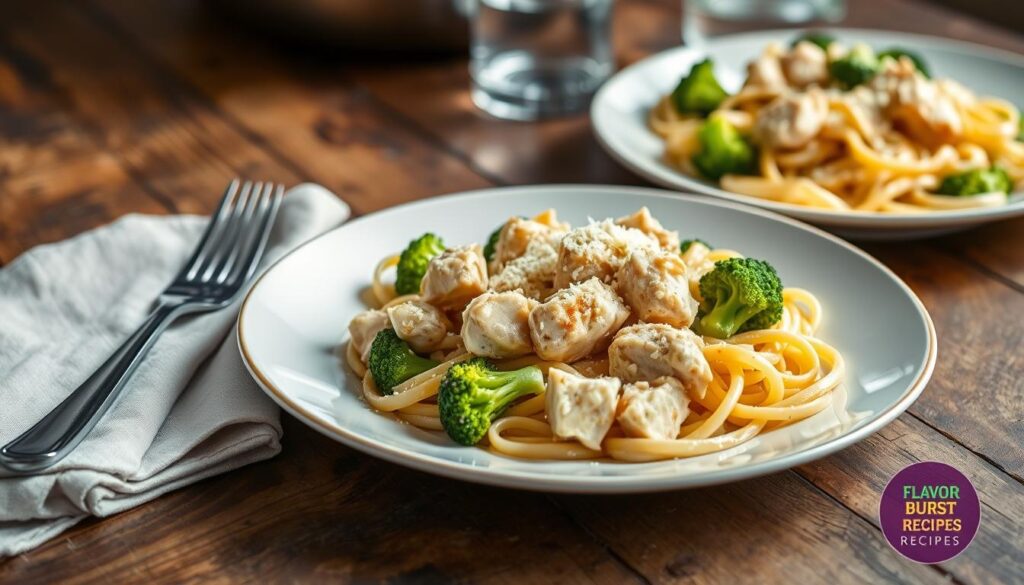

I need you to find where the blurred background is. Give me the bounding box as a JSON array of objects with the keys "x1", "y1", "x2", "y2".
[
  {"x1": 210, "y1": 0, "x2": 1023, "y2": 120},
  {"x1": 0, "y1": 0, "x2": 1022, "y2": 250},
  {"x1": 213, "y1": 0, "x2": 1023, "y2": 54}
]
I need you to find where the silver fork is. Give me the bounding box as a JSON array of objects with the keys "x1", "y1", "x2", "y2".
[{"x1": 0, "y1": 179, "x2": 283, "y2": 473}]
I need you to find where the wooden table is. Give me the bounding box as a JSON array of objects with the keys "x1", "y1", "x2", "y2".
[{"x1": 1, "y1": 0, "x2": 1022, "y2": 582}]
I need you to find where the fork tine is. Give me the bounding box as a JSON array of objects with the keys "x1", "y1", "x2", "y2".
[
  {"x1": 178, "y1": 179, "x2": 240, "y2": 281},
  {"x1": 199, "y1": 181, "x2": 259, "y2": 282},
  {"x1": 187, "y1": 180, "x2": 251, "y2": 281},
  {"x1": 214, "y1": 182, "x2": 273, "y2": 284},
  {"x1": 226, "y1": 183, "x2": 283, "y2": 288}
]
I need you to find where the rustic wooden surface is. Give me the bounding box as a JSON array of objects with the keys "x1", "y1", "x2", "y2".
[{"x1": 1, "y1": 0, "x2": 1022, "y2": 583}]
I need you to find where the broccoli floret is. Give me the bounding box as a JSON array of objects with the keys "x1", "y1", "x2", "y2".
[
  {"x1": 877, "y1": 48, "x2": 930, "y2": 78},
  {"x1": 438, "y1": 358, "x2": 545, "y2": 446},
  {"x1": 395, "y1": 233, "x2": 445, "y2": 295},
  {"x1": 692, "y1": 116, "x2": 758, "y2": 181},
  {"x1": 680, "y1": 238, "x2": 711, "y2": 254},
  {"x1": 936, "y1": 166, "x2": 1013, "y2": 196},
  {"x1": 1017, "y1": 115, "x2": 1023, "y2": 142},
  {"x1": 693, "y1": 258, "x2": 784, "y2": 339},
  {"x1": 829, "y1": 44, "x2": 880, "y2": 89},
  {"x1": 671, "y1": 59, "x2": 729, "y2": 116},
  {"x1": 791, "y1": 32, "x2": 835, "y2": 51},
  {"x1": 368, "y1": 329, "x2": 439, "y2": 395}
]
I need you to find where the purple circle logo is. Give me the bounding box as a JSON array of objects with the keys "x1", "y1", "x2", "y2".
[{"x1": 879, "y1": 461, "x2": 980, "y2": 564}]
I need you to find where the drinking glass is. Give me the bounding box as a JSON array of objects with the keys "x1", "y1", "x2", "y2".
[
  {"x1": 469, "y1": 0, "x2": 615, "y2": 121},
  {"x1": 684, "y1": 0, "x2": 846, "y2": 47}
]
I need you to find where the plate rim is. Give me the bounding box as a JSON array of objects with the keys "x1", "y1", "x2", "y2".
[
  {"x1": 590, "y1": 27, "x2": 1024, "y2": 229},
  {"x1": 237, "y1": 184, "x2": 938, "y2": 493}
]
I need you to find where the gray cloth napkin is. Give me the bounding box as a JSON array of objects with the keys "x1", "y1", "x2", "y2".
[{"x1": 0, "y1": 183, "x2": 350, "y2": 556}]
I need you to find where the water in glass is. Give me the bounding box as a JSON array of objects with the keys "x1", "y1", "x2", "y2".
[{"x1": 470, "y1": 0, "x2": 614, "y2": 120}]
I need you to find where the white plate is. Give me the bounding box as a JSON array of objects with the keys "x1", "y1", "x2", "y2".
[
  {"x1": 237, "y1": 185, "x2": 936, "y2": 493},
  {"x1": 591, "y1": 29, "x2": 1024, "y2": 240}
]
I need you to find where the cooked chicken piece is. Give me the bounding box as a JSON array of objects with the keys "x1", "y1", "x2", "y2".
[
  {"x1": 615, "y1": 207, "x2": 680, "y2": 250},
  {"x1": 492, "y1": 211, "x2": 569, "y2": 272},
  {"x1": 782, "y1": 41, "x2": 829, "y2": 88},
  {"x1": 531, "y1": 208, "x2": 570, "y2": 230},
  {"x1": 841, "y1": 86, "x2": 885, "y2": 137},
  {"x1": 461, "y1": 291, "x2": 537, "y2": 358},
  {"x1": 554, "y1": 220, "x2": 659, "y2": 289},
  {"x1": 869, "y1": 59, "x2": 962, "y2": 146},
  {"x1": 617, "y1": 377, "x2": 690, "y2": 440},
  {"x1": 935, "y1": 78, "x2": 976, "y2": 107},
  {"x1": 546, "y1": 368, "x2": 621, "y2": 450},
  {"x1": 754, "y1": 89, "x2": 829, "y2": 150},
  {"x1": 420, "y1": 244, "x2": 488, "y2": 311},
  {"x1": 616, "y1": 247, "x2": 698, "y2": 328},
  {"x1": 529, "y1": 277, "x2": 630, "y2": 362},
  {"x1": 608, "y1": 323, "x2": 712, "y2": 398},
  {"x1": 386, "y1": 300, "x2": 451, "y2": 354},
  {"x1": 489, "y1": 239, "x2": 558, "y2": 301},
  {"x1": 745, "y1": 43, "x2": 788, "y2": 91},
  {"x1": 348, "y1": 309, "x2": 390, "y2": 363}
]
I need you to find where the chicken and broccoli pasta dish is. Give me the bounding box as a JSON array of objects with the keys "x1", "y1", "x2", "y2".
[
  {"x1": 345, "y1": 207, "x2": 845, "y2": 462},
  {"x1": 649, "y1": 33, "x2": 1024, "y2": 213}
]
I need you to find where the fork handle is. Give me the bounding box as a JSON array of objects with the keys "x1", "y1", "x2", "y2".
[{"x1": 0, "y1": 303, "x2": 183, "y2": 472}]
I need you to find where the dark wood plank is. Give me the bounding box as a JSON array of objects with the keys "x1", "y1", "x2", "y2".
[
  {"x1": 843, "y1": 0, "x2": 1024, "y2": 52},
  {"x1": 939, "y1": 221, "x2": 1024, "y2": 290},
  {"x1": 865, "y1": 243, "x2": 1024, "y2": 481},
  {"x1": 0, "y1": 32, "x2": 96, "y2": 182},
  {"x1": 350, "y1": 62, "x2": 636, "y2": 186},
  {"x1": 0, "y1": 20, "x2": 172, "y2": 262},
  {"x1": 798, "y1": 415, "x2": 1024, "y2": 585},
  {"x1": 0, "y1": 153, "x2": 165, "y2": 260},
  {"x1": 81, "y1": 0, "x2": 491, "y2": 214},
  {"x1": 556, "y1": 472, "x2": 942, "y2": 585},
  {"x1": 926, "y1": 0, "x2": 1024, "y2": 33},
  {"x1": 0, "y1": 420, "x2": 646, "y2": 585},
  {"x1": 0, "y1": 1, "x2": 298, "y2": 218}
]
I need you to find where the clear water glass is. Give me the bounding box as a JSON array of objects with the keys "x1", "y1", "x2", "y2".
[
  {"x1": 684, "y1": 0, "x2": 846, "y2": 47},
  {"x1": 470, "y1": 0, "x2": 615, "y2": 121}
]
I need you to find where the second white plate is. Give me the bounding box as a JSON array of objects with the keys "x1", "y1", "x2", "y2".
[
  {"x1": 237, "y1": 185, "x2": 936, "y2": 493},
  {"x1": 591, "y1": 28, "x2": 1024, "y2": 240}
]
